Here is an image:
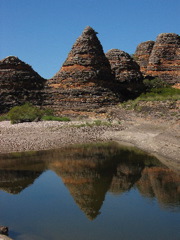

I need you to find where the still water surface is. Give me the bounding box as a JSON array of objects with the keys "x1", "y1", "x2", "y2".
[{"x1": 0, "y1": 142, "x2": 179, "y2": 240}]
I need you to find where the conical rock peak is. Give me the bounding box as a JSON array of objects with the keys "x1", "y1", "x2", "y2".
[
  {"x1": 82, "y1": 26, "x2": 98, "y2": 35},
  {"x1": 47, "y1": 27, "x2": 121, "y2": 116}
]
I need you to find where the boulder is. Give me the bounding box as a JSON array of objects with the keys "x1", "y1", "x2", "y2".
[{"x1": 0, "y1": 226, "x2": 8, "y2": 235}]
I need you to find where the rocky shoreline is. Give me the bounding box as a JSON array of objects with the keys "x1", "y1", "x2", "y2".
[
  {"x1": 0, "y1": 115, "x2": 179, "y2": 169},
  {"x1": 0, "y1": 120, "x2": 124, "y2": 153}
]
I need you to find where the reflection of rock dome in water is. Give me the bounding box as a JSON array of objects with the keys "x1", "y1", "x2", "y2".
[
  {"x1": 47, "y1": 143, "x2": 121, "y2": 219},
  {"x1": 136, "y1": 167, "x2": 180, "y2": 208},
  {"x1": 0, "y1": 170, "x2": 42, "y2": 194},
  {"x1": 50, "y1": 158, "x2": 115, "y2": 220},
  {"x1": 64, "y1": 177, "x2": 111, "y2": 220},
  {"x1": 109, "y1": 158, "x2": 144, "y2": 194},
  {"x1": 0, "y1": 142, "x2": 179, "y2": 215}
]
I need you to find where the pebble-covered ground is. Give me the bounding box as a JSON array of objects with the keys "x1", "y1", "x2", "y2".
[{"x1": 0, "y1": 120, "x2": 124, "y2": 153}]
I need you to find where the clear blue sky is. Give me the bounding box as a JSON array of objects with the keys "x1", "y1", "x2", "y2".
[{"x1": 1, "y1": 0, "x2": 179, "y2": 79}]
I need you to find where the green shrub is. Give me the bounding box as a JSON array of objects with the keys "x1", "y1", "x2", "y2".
[
  {"x1": 143, "y1": 77, "x2": 169, "y2": 90},
  {"x1": 0, "y1": 114, "x2": 9, "y2": 121},
  {"x1": 6, "y1": 103, "x2": 71, "y2": 124},
  {"x1": 41, "y1": 108, "x2": 54, "y2": 116},
  {"x1": 8, "y1": 103, "x2": 43, "y2": 124},
  {"x1": 138, "y1": 87, "x2": 180, "y2": 101}
]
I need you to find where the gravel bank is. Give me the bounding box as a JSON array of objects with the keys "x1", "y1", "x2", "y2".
[
  {"x1": 0, "y1": 118, "x2": 179, "y2": 167},
  {"x1": 0, "y1": 120, "x2": 123, "y2": 153}
]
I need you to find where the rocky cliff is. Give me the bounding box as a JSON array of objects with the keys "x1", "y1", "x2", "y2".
[
  {"x1": 0, "y1": 56, "x2": 46, "y2": 112},
  {"x1": 45, "y1": 26, "x2": 122, "y2": 116}
]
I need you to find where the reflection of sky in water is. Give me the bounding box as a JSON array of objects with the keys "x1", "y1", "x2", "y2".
[{"x1": 0, "y1": 142, "x2": 179, "y2": 240}]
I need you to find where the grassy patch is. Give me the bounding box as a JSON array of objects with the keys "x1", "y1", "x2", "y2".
[
  {"x1": 138, "y1": 87, "x2": 180, "y2": 101},
  {"x1": 41, "y1": 115, "x2": 71, "y2": 122},
  {"x1": 121, "y1": 87, "x2": 180, "y2": 110}
]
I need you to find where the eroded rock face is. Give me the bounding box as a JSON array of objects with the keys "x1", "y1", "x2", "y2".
[
  {"x1": 146, "y1": 33, "x2": 180, "y2": 84},
  {"x1": 52, "y1": 26, "x2": 113, "y2": 84},
  {"x1": 0, "y1": 56, "x2": 46, "y2": 113},
  {"x1": 46, "y1": 27, "x2": 121, "y2": 116},
  {"x1": 105, "y1": 49, "x2": 143, "y2": 94},
  {"x1": 106, "y1": 49, "x2": 143, "y2": 82},
  {"x1": 134, "y1": 41, "x2": 155, "y2": 75}
]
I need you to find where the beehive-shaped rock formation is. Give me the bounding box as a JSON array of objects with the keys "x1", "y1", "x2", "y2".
[
  {"x1": 52, "y1": 26, "x2": 113, "y2": 84},
  {"x1": 105, "y1": 49, "x2": 143, "y2": 94},
  {"x1": 106, "y1": 49, "x2": 143, "y2": 82},
  {"x1": 146, "y1": 33, "x2": 180, "y2": 84},
  {"x1": 46, "y1": 27, "x2": 121, "y2": 116},
  {"x1": 0, "y1": 56, "x2": 46, "y2": 112},
  {"x1": 134, "y1": 41, "x2": 155, "y2": 75}
]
